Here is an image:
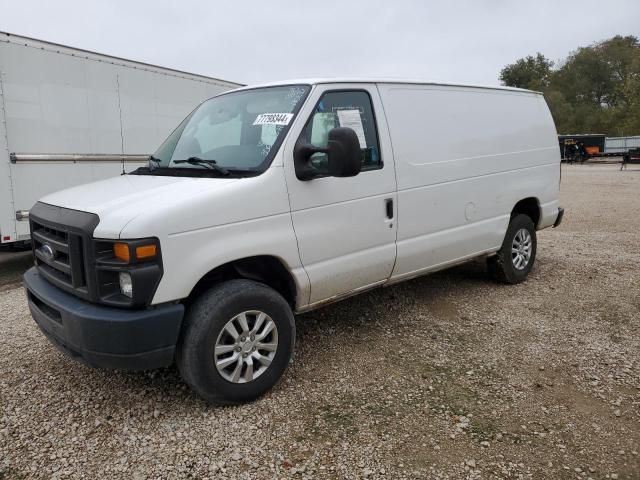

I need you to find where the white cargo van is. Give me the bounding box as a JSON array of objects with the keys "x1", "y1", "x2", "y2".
[{"x1": 24, "y1": 79, "x2": 564, "y2": 404}]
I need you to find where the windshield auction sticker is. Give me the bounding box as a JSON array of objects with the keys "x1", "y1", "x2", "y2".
[{"x1": 253, "y1": 113, "x2": 294, "y2": 126}]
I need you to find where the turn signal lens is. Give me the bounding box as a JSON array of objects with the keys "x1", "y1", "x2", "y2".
[
  {"x1": 113, "y1": 243, "x2": 130, "y2": 262},
  {"x1": 136, "y1": 244, "x2": 157, "y2": 259}
]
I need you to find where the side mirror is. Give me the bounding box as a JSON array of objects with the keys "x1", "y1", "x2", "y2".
[{"x1": 294, "y1": 127, "x2": 362, "y2": 180}]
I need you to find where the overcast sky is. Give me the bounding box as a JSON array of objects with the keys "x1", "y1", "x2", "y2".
[{"x1": 1, "y1": 0, "x2": 639, "y2": 86}]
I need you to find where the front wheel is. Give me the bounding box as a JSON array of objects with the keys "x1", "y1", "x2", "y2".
[
  {"x1": 488, "y1": 214, "x2": 537, "y2": 284},
  {"x1": 177, "y1": 279, "x2": 295, "y2": 405}
]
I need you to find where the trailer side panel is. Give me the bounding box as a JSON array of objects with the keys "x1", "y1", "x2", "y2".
[
  {"x1": 0, "y1": 68, "x2": 17, "y2": 242},
  {"x1": 0, "y1": 33, "x2": 240, "y2": 243}
]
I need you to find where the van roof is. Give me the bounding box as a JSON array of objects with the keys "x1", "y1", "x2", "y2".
[{"x1": 232, "y1": 78, "x2": 542, "y2": 95}]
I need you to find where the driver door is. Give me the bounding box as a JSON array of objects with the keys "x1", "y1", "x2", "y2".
[{"x1": 282, "y1": 84, "x2": 397, "y2": 306}]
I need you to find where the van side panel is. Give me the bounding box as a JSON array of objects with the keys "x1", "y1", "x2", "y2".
[{"x1": 378, "y1": 84, "x2": 559, "y2": 280}]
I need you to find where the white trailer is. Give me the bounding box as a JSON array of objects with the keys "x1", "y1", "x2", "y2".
[
  {"x1": 605, "y1": 135, "x2": 640, "y2": 154},
  {"x1": 0, "y1": 31, "x2": 241, "y2": 244}
]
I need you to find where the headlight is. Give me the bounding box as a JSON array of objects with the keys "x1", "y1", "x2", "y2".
[
  {"x1": 119, "y1": 272, "x2": 133, "y2": 298},
  {"x1": 94, "y1": 237, "x2": 163, "y2": 307}
]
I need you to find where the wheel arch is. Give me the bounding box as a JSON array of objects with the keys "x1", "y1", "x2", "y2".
[
  {"x1": 511, "y1": 197, "x2": 541, "y2": 229},
  {"x1": 186, "y1": 255, "x2": 298, "y2": 309}
]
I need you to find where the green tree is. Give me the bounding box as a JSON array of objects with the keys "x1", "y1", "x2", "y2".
[
  {"x1": 500, "y1": 36, "x2": 640, "y2": 135},
  {"x1": 619, "y1": 45, "x2": 640, "y2": 134},
  {"x1": 499, "y1": 53, "x2": 554, "y2": 91},
  {"x1": 543, "y1": 89, "x2": 574, "y2": 133}
]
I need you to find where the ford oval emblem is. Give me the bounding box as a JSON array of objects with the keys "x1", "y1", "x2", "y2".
[{"x1": 39, "y1": 244, "x2": 55, "y2": 261}]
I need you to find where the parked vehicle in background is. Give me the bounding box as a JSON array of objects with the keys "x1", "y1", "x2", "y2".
[
  {"x1": 0, "y1": 31, "x2": 241, "y2": 245},
  {"x1": 606, "y1": 136, "x2": 640, "y2": 155},
  {"x1": 558, "y1": 134, "x2": 606, "y2": 162},
  {"x1": 559, "y1": 134, "x2": 640, "y2": 164},
  {"x1": 23, "y1": 79, "x2": 564, "y2": 405},
  {"x1": 621, "y1": 147, "x2": 640, "y2": 170}
]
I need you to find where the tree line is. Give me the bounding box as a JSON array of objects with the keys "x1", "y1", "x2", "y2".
[{"x1": 499, "y1": 36, "x2": 640, "y2": 136}]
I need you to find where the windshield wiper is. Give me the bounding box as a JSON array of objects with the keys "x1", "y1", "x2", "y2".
[{"x1": 172, "y1": 156, "x2": 230, "y2": 176}]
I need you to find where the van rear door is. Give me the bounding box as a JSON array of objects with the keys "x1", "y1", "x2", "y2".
[{"x1": 282, "y1": 84, "x2": 397, "y2": 306}]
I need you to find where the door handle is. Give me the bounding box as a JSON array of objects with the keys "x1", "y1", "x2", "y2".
[{"x1": 385, "y1": 198, "x2": 394, "y2": 219}]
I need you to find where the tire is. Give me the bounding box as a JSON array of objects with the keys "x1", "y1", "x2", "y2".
[
  {"x1": 176, "y1": 279, "x2": 295, "y2": 405},
  {"x1": 488, "y1": 214, "x2": 537, "y2": 284}
]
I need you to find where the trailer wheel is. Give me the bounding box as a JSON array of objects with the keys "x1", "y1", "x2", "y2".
[
  {"x1": 488, "y1": 214, "x2": 537, "y2": 284},
  {"x1": 177, "y1": 279, "x2": 295, "y2": 405}
]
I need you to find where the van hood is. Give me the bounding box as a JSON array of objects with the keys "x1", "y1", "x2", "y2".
[{"x1": 39, "y1": 174, "x2": 241, "y2": 237}]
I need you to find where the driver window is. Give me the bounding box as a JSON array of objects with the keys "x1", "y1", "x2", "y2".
[{"x1": 300, "y1": 90, "x2": 382, "y2": 172}]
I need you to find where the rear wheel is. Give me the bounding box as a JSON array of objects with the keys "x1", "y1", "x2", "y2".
[
  {"x1": 488, "y1": 214, "x2": 537, "y2": 284},
  {"x1": 177, "y1": 279, "x2": 295, "y2": 405}
]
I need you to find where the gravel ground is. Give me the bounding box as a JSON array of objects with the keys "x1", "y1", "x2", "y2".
[
  {"x1": 1, "y1": 163, "x2": 639, "y2": 479},
  {"x1": 0, "y1": 248, "x2": 31, "y2": 293}
]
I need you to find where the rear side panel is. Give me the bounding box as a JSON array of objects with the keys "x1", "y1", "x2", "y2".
[{"x1": 378, "y1": 83, "x2": 560, "y2": 281}]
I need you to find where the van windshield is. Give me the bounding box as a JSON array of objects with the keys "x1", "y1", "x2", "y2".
[{"x1": 148, "y1": 85, "x2": 310, "y2": 175}]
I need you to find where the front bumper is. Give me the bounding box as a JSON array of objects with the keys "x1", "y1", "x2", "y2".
[{"x1": 24, "y1": 267, "x2": 184, "y2": 370}]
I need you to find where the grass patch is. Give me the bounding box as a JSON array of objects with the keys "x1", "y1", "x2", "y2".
[{"x1": 467, "y1": 417, "x2": 499, "y2": 441}]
